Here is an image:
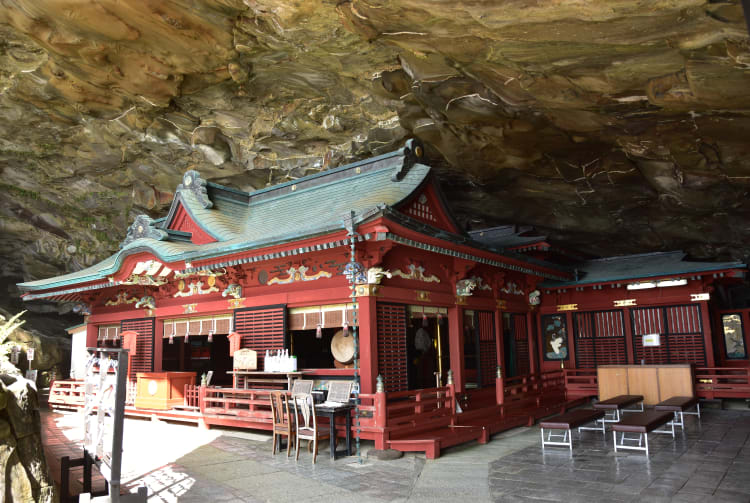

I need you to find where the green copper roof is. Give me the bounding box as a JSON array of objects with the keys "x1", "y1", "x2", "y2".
[
  {"x1": 540, "y1": 251, "x2": 746, "y2": 288},
  {"x1": 18, "y1": 140, "x2": 431, "y2": 293}
]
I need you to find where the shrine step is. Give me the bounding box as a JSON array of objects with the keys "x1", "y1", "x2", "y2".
[{"x1": 387, "y1": 425, "x2": 488, "y2": 460}]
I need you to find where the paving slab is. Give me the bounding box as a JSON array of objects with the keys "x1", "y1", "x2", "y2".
[{"x1": 41, "y1": 404, "x2": 750, "y2": 502}]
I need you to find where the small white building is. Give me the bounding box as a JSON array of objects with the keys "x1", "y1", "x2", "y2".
[{"x1": 66, "y1": 323, "x2": 88, "y2": 380}]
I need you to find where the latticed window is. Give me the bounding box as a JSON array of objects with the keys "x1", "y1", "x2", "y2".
[
  {"x1": 631, "y1": 305, "x2": 705, "y2": 365},
  {"x1": 574, "y1": 310, "x2": 627, "y2": 368}
]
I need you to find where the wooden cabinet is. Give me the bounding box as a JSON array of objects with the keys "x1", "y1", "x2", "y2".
[
  {"x1": 597, "y1": 364, "x2": 694, "y2": 405},
  {"x1": 134, "y1": 371, "x2": 197, "y2": 410}
]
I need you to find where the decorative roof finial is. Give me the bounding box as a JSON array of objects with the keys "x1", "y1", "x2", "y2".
[
  {"x1": 179, "y1": 170, "x2": 213, "y2": 209},
  {"x1": 121, "y1": 215, "x2": 168, "y2": 248},
  {"x1": 391, "y1": 138, "x2": 424, "y2": 182}
]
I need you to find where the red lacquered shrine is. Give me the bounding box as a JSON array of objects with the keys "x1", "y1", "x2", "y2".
[{"x1": 20, "y1": 140, "x2": 750, "y2": 459}]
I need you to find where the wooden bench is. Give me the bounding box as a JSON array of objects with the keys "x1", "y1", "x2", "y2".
[
  {"x1": 611, "y1": 411, "x2": 674, "y2": 456},
  {"x1": 654, "y1": 396, "x2": 700, "y2": 429},
  {"x1": 593, "y1": 394, "x2": 644, "y2": 423},
  {"x1": 539, "y1": 409, "x2": 606, "y2": 451}
]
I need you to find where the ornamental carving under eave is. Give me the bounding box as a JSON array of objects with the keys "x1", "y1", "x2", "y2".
[
  {"x1": 105, "y1": 291, "x2": 139, "y2": 306},
  {"x1": 173, "y1": 277, "x2": 220, "y2": 297},
  {"x1": 391, "y1": 264, "x2": 440, "y2": 283},
  {"x1": 121, "y1": 214, "x2": 168, "y2": 248},
  {"x1": 268, "y1": 266, "x2": 332, "y2": 285},
  {"x1": 500, "y1": 282, "x2": 524, "y2": 296}
]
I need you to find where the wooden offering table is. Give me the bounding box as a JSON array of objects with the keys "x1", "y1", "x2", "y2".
[
  {"x1": 134, "y1": 371, "x2": 197, "y2": 410},
  {"x1": 597, "y1": 364, "x2": 694, "y2": 406},
  {"x1": 228, "y1": 370, "x2": 306, "y2": 390}
]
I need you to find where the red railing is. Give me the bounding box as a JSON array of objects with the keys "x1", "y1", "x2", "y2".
[
  {"x1": 200, "y1": 387, "x2": 275, "y2": 422},
  {"x1": 563, "y1": 369, "x2": 598, "y2": 398},
  {"x1": 184, "y1": 384, "x2": 201, "y2": 409},
  {"x1": 695, "y1": 367, "x2": 750, "y2": 399}
]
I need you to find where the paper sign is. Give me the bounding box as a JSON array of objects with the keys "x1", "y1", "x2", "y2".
[
  {"x1": 26, "y1": 348, "x2": 35, "y2": 361},
  {"x1": 642, "y1": 333, "x2": 660, "y2": 347}
]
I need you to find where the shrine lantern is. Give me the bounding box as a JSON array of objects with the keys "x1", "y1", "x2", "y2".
[
  {"x1": 121, "y1": 330, "x2": 138, "y2": 356},
  {"x1": 227, "y1": 331, "x2": 241, "y2": 356}
]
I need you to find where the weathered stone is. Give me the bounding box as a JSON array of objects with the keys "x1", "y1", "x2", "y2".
[
  {"x1": 0, "y1": 418, "x2": 12, "y2": 441},
  {"x1": 0, "y1": 444, "x2": 35, "y2": 503},
  {"x1": 5, "y1": 378, "x2": 39, "y2": 439},
  {"x1": 16, "y1": 433, "x2": 53, "y2": 493},
  {"x1": 0, "y1": 384, "x2": 7, "y2": 410},
  {"x1": 0, "y1": 0, "x2": 749, "y2": 298}
]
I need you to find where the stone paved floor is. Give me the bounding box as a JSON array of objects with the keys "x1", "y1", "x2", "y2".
[{"x1": 42, "y1": 404, "x2": 750, "y2": 502}]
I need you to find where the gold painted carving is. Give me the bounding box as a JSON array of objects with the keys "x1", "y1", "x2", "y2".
[
  {"x1": 119, "y1": 274, "x2": 168, "y2": 286},
  {"x1": 355, "y1": 284, "x2": 381, "y2": 297},
  {"x1": 391, "y1": 264, "x2": 440, "y2": 283},
  {"x1": 105, "y1": 291, "x2": 138, "y2": 306},
  {"x1": 456, "y1": 295, "x2": 468, "y2": 305},
  {"x1": 496, "y1": 299, "x2": 507, "y2": 310},
  {"x1": 416, "y1": 290, "x2": 431, "y2": 302},
  {"x1": 557, "y1": 304, "x2": 578, "y2": 311},
  {"x1": 173, "y1": 276, "x2": 220, "y2": 297},
  {"x1": 267, "y1": 266, "x2": 332, "y2": 285},
  {"x1": 613, "y1": 299, "x2": 637, "y2": 307},
  {"x1": 183, "y1": 303, "x2": 198, "y2": 314},
  {"x1": 174, "y1": 268, "x2": 226, "y2": 279},
  {"x1": 228, "y1": 298, "x2": 246, "y2": 309}
]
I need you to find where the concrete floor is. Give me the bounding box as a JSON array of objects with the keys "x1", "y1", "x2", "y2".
[{"x1": 42, "y1": 403, "x2": 750, "y2": 503}]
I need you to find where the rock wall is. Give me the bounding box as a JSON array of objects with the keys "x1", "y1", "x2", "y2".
[{"x1": 0, "y1": 375, "x2": 57, "y2": 503}]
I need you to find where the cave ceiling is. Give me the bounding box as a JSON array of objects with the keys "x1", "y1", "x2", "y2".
[{"x1": 1, "y1": 0, "x2": 750, "y2": 294}]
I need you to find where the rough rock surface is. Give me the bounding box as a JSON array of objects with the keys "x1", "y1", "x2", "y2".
[
  {"x1": 0, "y1": 376, "x2": 57, "y2": 503},
  {"x1": 0, "y1": 1, "x2": 749, "y2": 303}
]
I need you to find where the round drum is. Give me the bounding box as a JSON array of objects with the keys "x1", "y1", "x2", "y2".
[{"x1": 331, "y1": 328, "x2": 355, "y2": 363}]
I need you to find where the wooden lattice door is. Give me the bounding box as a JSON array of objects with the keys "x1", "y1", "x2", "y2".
[
  {"x1": 233, "y1": 305, "x2": 287, "y2": 370},
  {"x1": 376, "y1": 303, "x2": 408, "y2": 392},
  {"x1": 477, "y1": 311, "x2": 497, "y2": 387},
  {"x1": 631, "y1": 305, "x2": 706, "y2": 365},
  {"x1": 573, "y1": 310, "x2": 628, "y2": 368},
  {"x1": 120, "y1": 318, "x2": 155, "y2": 380}
]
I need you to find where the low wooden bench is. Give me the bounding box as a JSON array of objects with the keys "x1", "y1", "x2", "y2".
[
  {"x1": 539, "y1": 409, "x2": 606, "y2": 451},
  {"x1": 612, "y1": 410, "x2": 674, "y2": 456},
  {"x1": 593, "y1": 394, "x2": 644, "y2": 423},
  {"x1": 654, "y1": 396, "x2": 700, "y2": 429}
]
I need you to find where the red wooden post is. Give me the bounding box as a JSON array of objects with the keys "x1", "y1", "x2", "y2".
[
  {"x1": 446, "y1": 369, "x2": 456, "y2": 414},
  {"x1": 622, "y1": 307, "x2": 636, "y2": 364},
  {"x1": 374, "y1": 375, "x2": 387, "y2": 426},
  {"x1": 85, "y1": 323, "x2": 98, "y2": 348},
  {"x1": 358, "y1": 295, "x2": 378, "y2": 394},
  {"x1": 495, "y1": 365, "x2": 505, "y2": 405},
  {"x1": 526, "y1": 312, "x2": 537, "y2": 374},
  {"x1": 448, "y1": 306, "x2": 464, "y2": 393},
  {"x1": 153, "y1": 318, "x2": 164, "y2": 371},
  {"x1": 699, "y1": 301, "x2": 716, "y2": 367}
]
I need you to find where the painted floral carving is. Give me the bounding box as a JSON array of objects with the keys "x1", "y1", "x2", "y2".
[
  {"x1": 391, "y1": 264, "x2": 440, "y2": 283},
  {"x1": 268, "y1": 266, "x2": 332, "y2": 285}
]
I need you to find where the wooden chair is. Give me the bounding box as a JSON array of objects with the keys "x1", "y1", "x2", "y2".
[
  {"x1": 292, "y1": 395, "x2": 330, "y2": 463},
  {"x1": 269, "y1": 391, "x2": 294, "y2": 457}
]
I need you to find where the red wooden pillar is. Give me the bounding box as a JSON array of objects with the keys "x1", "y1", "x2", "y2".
[
  {"x1": 85, "y1": 323, "x2": 98, "y2": 348},
  {"x1": 623, "y1": 307, "x2": 635, "y2": 364},
  {"x1": 495, "y1": 305, "x2": 506, "y2": 406},
  {"x1": 526, "y1": 312, "x2": 537, "y2": 374},
  {"x1": 153, "y1": 318, "x2": 164, "y2": 371},
  {"x1": 565, "y1": 312, "x2": 576, "y2": 369},
  {"x1": 357, "y1": 295, "x2": 378, "y2": 395},
  {"x1": 699, "y1": 301, "x2": 715, "y2": 367},
  {"x1": 448, "y1": 305, "x2": 464, "y2": 393}
]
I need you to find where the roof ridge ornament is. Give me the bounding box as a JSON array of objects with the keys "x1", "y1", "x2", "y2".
[
  {"x1": 391, "y1": 138, "x2": 424, "y2": 182},
  {"x1": 121, "y1": 214, "x2": 168, "y2": 248},
  {"x1": 179, "y1": 170, "x2": 213, "y2": 209}
]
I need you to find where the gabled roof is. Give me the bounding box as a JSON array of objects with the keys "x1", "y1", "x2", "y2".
[
  {"x1": 18, "y1": 140, "x2": 433, "y2": 293},
  {"x1": 540, "y1": 251, "x2": 746, "y2": 288}
]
